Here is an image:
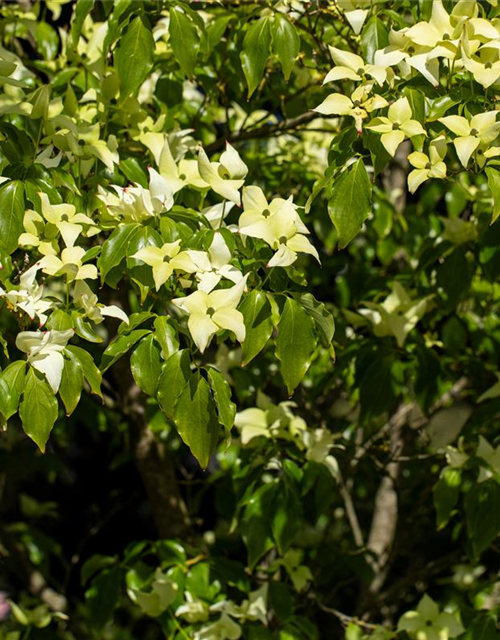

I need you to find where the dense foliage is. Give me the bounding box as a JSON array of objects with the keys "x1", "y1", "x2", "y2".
[{"x1": 0, "y1": 0, "x2": 500, "y2": 638}]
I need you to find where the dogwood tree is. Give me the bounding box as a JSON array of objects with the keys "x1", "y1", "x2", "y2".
[{"x1": 0, "y1": 1, "x2": 499, "y2": 639}]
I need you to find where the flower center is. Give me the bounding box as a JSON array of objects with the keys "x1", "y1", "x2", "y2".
[
  {"x1": 426, "y1": 620, "x2": 433, "y2": 627},
  {"x1": 471, "y1": 128, "x2": 478, "y2": 136},
  {"x1": 61, "y1": 214, "x2": 69, "y2": 222},
  {"x1": 425, "y1": 162, "x2": 432, "y2": 170},
  {"x1": 262, "y1": 208, "x2": 271, "y2": 218},
  {"x1": 392, "y1": 122, "x2": 401, "y2": 130},
  {"x1": 353, "y1": 100, "x2": 361, "y2": 107},
  {"x1": 78, "y1": 139, "x2": 86, "y2": 146},
  {"x1": 163, "y1": 255, "x2": 171, "y2": 263},
  {"x1": 485, "y1": 62, "x2": 493, "y2": 69},
  {"x1": 477, "y1": 148, "x2": 484, "y2": 155},
  {"x1": 408, "y1": 46, "x2": 415, "y2": 54},
  {"x1": 442, "y1": 33, "x2": 450, "y2": 40},
  {"x1": 356, "y1": 67, "x2": 364, "y2": 75},
  {"x1": 218, "y1": 167, "x2": 231, "y2": 179},
  {"x1": 207, "y1": 307, "x2": 215, "y2": 317},
  {"x1": 279, "y1": 236, "x2": 288, "y2": 244},
  {"x1": 179, "y1": 173, "x2": 186, "y2": 180}
]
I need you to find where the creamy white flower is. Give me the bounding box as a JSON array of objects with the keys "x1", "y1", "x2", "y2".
[
  {"x1": 186, "y1": 233, "x2": 244, "y2": 293},
  {"x1": 198, "y1": 143, "x2": 248, "y2": 205},
  {"x1": 0, "y1": 264, "x2": 52, "y2": 326},
  {"x1": 73, "y1": 281, "x2": 128, "y2": 324},
  {"x1": 38, "y1": 246, "x2": 98, "y2": 281},
  {"x1": 173, "y1": 276, "x2": 248, "y2": 353},
  {"x1": 16, "y1": 329, "x2": 74, "y2": 392}
]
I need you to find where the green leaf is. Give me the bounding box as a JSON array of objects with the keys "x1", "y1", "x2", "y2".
[
  {"x1": 66, "y1": 345, "x2": 102, "y2": 399},
  {"x1": 271, "y1": 478, "x2": 301, "y2": 554},
  {"x1": 433, "y1": 468, "x2": 461, "y2": 529},
  {"x1": 402, "y1": 87, "x2": 425, "y2": 124},
  {"x1": 0, "y1": 361, "x2": 26, "y2": 422},
  {"x1": 100, "y1": 329, "x2": 151, "y2": 372},
  {"x1": 207, "y1": 368, "x2": 236, "y2": 432},
  {"x1": 97, "y1": 223, "x2": 140, "y2": 284},
  {"x1": 0, "y1": 180, "x2": 24, "y2": 254},
  {"x1": 115, "y1": 16, "x2": 155, "y2": 99},
  {"x1": 86, "y1": 567, "x2": 122, "y2": 630},
  {"x1": 328, "y1": 159, "x2": 372, "y2": 249},
  {"x1": 240, "y1": 17, "x2": 272, "y2": 98},
  {"x1": 169, "y1": 6, "x2": 199, "y2": 79},
  {"x1": 154, "y1": 316, "x2": 179, "y2": 360},
  {"x1": 240, "y1": 290, "x2": 273, "y2": 366},
  {"x1": 130, "y1": 334, "x2": 162, "y2": 396},
  {"x1": 69, "y1": 0, "x2": 94, "y2": 49},
  {"x1": 120, "y1": 158, "x2": 148, "y2": 188},
  {"x1": 297, "y1": 293, "x2": 335, "y2": 345},
  {"x1": 33, "y1": 22, "x2": 59, "y2": 61},
  {"x1": 486, "y1": 167, "x2": 500, "y2": 224},
  {"x1": 272, "y1": 14, "x2": 299, "y2": 81},
  {"x1": 465, "y1": 479, "x2": 500, "y2": 557},
  {"x1": 241, "y1": 482, "x2": 275, "y2": 570},
  {"x1": 157, "y1": 350, "x2": 191, "y2": 419},
  {"x1": 59, "y1": 351, "x2": 84, "y2": 416},
  {"x1": 173, "y1": 372, "x2": 220, "y2": 469},
  {"x1": 276, "y1": 297, "x2": 316, "y2": 396},
  {"x1": 360, "y1": 17, "x2": 388, "y2": 64},
  {"x1": 19, "y1": 369, "x2": 58, "y2": 453},
  {"x1": 463, "y1": 615, "x2": 500, "y2": 640}
]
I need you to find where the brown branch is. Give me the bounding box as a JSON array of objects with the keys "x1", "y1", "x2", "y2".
[{"x1": 205, "y1": 111, "x2": 320, "y2": 155}]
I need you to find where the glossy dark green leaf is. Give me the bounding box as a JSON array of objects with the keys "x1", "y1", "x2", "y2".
[
  {"x1": 85, "y1": 567, "x2": 122, "y2": 630},
  {"x1": 208, "y1": 368, "x2": 236, "y2": 432},
  {"x1": 130, "y1": 334, "x2": 162, "y2": 396},
  {"x1": 465, "y1": 479, "x2": 500, "y2": 557},
  {"x1": 0, "y1": 361, "x2": 26, "y2": 422},
  {"x1": 115, "y1": 16, "x2": 155, "y2": 98},
  {"x1": 66, "y1": 345, "x2": 102, "y2": 399},
  {"x1": 241, "y1": 482, "x2": 275, "y2": 570},
  {"x1": 154, "y1": 316, "x2": 179, "y2": 360},
  {"x1": 157, "y1": 350, "x2": 191, "y2": 419},
  {"x1": 297, "y1": 293, "x2": 335, "y2": 345},
  {"x1": 276, "y1": 297, "x2": 316, "y2": 396},
  {"x1": 97, "y1": 223, "x2": 140, "y2": 284},
  {"x1": 60, "y1": 351, "x2": 84, "y2": 416},
  {"x1": 433, "y1": 468, "x2": 461, "y2": 529},
  {"x1": 486, "y1": 167, "x2": 500, "y2": 223},
  {"x1": 0, "y1": 181, "x2": 24, "y2": 254},
  {"x1": 272, "y1": 14, "x2": 299, "y2": 81},
  {"x1": 360, "y1": 17, "x2": 388, "y2": 63},
  {"x1": 169, "y1": 6, "x2": 199, "y2": 79},
  {"x1": 240, "y1": 290, "x2": 273, "y2": 366},
  {"x1": 100, "y1": 329, "x2": 151, "y2": 372},
  {"x1": 19, "y1": 369, "x2": 58, "y2": 453},
  {"x1": 328, "y1": 159, "x2": 372, "y2": 249},
  {"x1": 240, "y1": 17, "x2": 271, "y2": 98},
  {"x1": 173, "y1": 372, "x2": 220, "y2": 469}
]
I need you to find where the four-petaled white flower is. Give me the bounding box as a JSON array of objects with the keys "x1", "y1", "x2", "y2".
[
  {"x1": 323, "y1": 46, "x2": 402, "y2": 87},
  {"x1": 198, "y1": 143, "x2": 248, "y2": 206},
  {"x1": 38, "y1": 192, "x2": 96, "y2": 247},
  {"x1": 132, "y1": 240, "x2": 200, "y2": 290},
  {"x1": 38, "y1": 246, "x2": 98, "y2": 281},
  {"x1": 367, "y1": 97, "x2": 426, "y2": 157},
  {"x1": 73, "y1": 281, "x2": 129, "y2": 325},
  {"x1": 0, "y1": 264, "x2": 52, "y2": 326},
  {"x1": 238, "y1": 186, "x2": 319, "y2": 268},
  {"x1": 439, "y1": 111, "x2": 500, "y2": 168},
  {"x1": 186, "y1": 233, "x2": 244, "y2": 293},
  {"x1": 314, "y1": 83, "x2": 388, "y2": 133},
  {"x1": 397, "y1": 594, "x2": 464, "y2": 640},
  {"x1": 407, "y1": 136, "x2": 447, "y2": 193},
  {"x1": 173, "y1": 276, "x2": 248, "y2": 353},
  {"x1": 16, "y1": 329, "x2": 74, "y2": 392}
]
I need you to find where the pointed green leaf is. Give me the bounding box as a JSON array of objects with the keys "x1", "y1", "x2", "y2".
[
  {"x1": 173, "y1": 372, "x2": 220, "y2": 469},
  {"x1": 130, "y1": 334, "x2": 162, "y2": 396},
  {"x1": 297, "y1": 293, "x2": 335, "y2": 345},
  {"x1": 157, "y1": 350, "x2": 191, "y2": 419},
  {"x1": 328, "y1": 159, "x2": 372, "y2": 249},
  {"x1": 66, "y1": 345, "x2": 102, "y2": 399},
  {"x1": 272, "y1": 14, "x2": 300, "y2": 81},
  {"x1": 19, "y1": 369, "x2": 58, "y2": 452},
  {"x1": 240, "y1": 290, "x2": 273, "y2": 366},
  {"x1": 276, "y1": 297, "x2": 316, "y2": 395},
  {"x1": 240, "y1": 17, "x2": 271, "y2": 98},
  {"x1": 100, "y1": 329, "x2": 151, "y2": 372},
  {"x1": 360, "y1": 17, "x2": 388, "y2": 64},
  {"x1": 98, "y1": 223, "x2": 140, "y2": 284},
  {"x1": 465, "y1": 480, "x2": 500, "y2": 557},
  {"x1": 60, "y1": 351, "x2": 84, "y2": 416},
  {"x1": 115, "y1": 16, "x2": 155, "y2": 98},
  {"x1": 486, "y1": 167, "x2": 500, "y2": 224},
  {"x1": 169, "y1": 6, "x2": 199, "y2": 79},
  {"x1": 0, "y1": 180, "x2": 24, "y2": 254},
  {"x1": 207, "y1": 368, "x2": 236, "y2": 432},
  {"x1": 0, "y1": 361, "x2": 26, "y2": 422},
  {"x1": 154, "y1": 316, "x2": 179, "y2": 360}
]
